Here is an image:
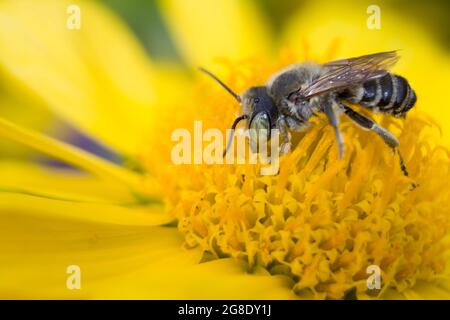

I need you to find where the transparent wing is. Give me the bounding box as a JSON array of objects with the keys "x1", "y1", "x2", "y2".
[{"x1": 294, "y1": 51, "x2": 399, "y2": 100}]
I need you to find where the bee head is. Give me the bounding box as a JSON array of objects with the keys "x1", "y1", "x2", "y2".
[
  {"x1": 242, "y1": 86, "x2": 278, "y2": 153},
  {"x1": 241, "y1": 87, "x2": 276, "y2": 125},
  {"x1": 198, "y1": 68, "x2": 277, "y2": 156}
]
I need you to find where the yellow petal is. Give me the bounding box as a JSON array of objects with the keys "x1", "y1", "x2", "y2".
[
  {"x1": 0, "y1": 193, "x2": 171, "y2": 227},
  {"x1": 0, "y1": 161, "x2": 136, "y2": 205},
  {"x1": 0, "y1": 0, "x2": 158, "y2": 154},
  {"x1": 98, "y1": 258, "x2": 297, "y2": 299},
  {"x1": 0, "y1": 70, "x2": 56, "y2": 159},
  {"x1": 158, "y1": 0, "x2": 272, "y2": 66},
  {"x1": 0, "y1": 117, "x2": 145, "y2": 194},
  {"x1": 0, "y1": 199, "x2": 296, "y2": 299}
]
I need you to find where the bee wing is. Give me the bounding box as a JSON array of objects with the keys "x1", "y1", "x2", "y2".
[{"x1": 294, "y1": 51, "x2": 399, "y2": 100}]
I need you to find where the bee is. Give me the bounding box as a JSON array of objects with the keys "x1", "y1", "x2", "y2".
[{"x1": 199, "y1": 51, "x2": 417, "y2": 179}]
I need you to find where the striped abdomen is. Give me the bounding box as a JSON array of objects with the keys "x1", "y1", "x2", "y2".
[{"x1": 339, "y1": 73, "x2": 416, "y2": 117}]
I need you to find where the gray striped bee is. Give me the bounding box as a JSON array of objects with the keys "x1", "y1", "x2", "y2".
[{"x1": 200, "y1": 51, "x2": 416, "y2": 178}]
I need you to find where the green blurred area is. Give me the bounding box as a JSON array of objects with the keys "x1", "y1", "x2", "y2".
[
  {"x1": 102, "y1": 0, "x2": 181, "y2": 62},
  {"x1": 102, "y1": 0, "x2": 450, "y2": 64}
]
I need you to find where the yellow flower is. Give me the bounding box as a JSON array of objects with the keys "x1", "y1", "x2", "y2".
[{"x1": 1, "y1": 0, "x2": 450, "y2": 299}]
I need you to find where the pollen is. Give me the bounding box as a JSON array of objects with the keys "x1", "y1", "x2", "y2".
[{"x1": 141, "y1": 58, "x2": 450, "y2": 299}]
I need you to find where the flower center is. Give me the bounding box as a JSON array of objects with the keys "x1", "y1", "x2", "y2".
[{"x1": 141, "y1": 59, "x2": 450, "y2": 299}]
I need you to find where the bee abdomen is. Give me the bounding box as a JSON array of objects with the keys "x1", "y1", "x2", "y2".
[{"x1": 340, "y1": 73, "x2": 416, "y2": 117}]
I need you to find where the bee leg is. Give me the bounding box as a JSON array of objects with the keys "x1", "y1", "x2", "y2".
[
  {"x1": 277, "y1": 115, "x2": 291, "y2": 155},
  {"x1": 324, "y1": 103, "x2": 344, "y2": 159},
  {"x1": 341, "y1": 104, "x2": 414, "y2": 185},
  {"x1": 279, "y1": 98, "x2": 301, "y2": 121},
  {"x1": 341, "y1": 104, "x2": 399, "y2": 148}
]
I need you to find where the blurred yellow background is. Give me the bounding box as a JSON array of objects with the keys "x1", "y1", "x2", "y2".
[
  {"x1": 1, "y1": 0, "x2": 450, "y2": 300},
  {"x1": 1, "y1": 0, "x2": 449, "y2": 161}
]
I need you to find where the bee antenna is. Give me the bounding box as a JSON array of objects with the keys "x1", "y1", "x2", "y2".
[
  {"x1": 223, "y1": 115, "x2": 248, "y2": 157},
  {"x1": 198, "y1": 67, "x2": 241, "y2": 103}
]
